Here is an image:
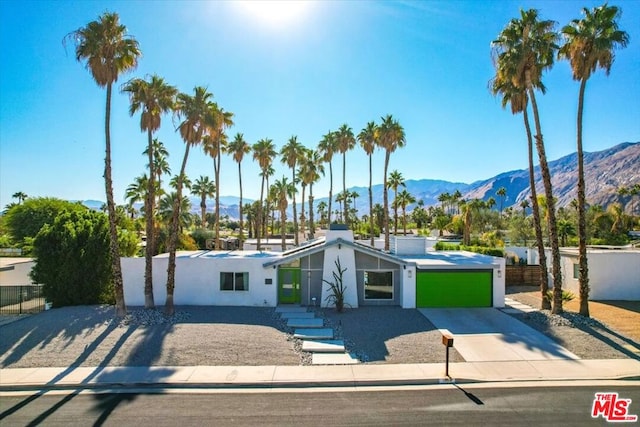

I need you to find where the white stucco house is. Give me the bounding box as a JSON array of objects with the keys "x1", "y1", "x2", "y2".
[
  {"x1": 122, "y1": 226, "x2": 505, "y2": 309},
  {"x1": 550, "y1": 247, "x2": 640, "y2": 300}
]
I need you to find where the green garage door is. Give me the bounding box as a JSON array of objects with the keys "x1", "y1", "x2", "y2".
[{"x1": 416, "y1": 271, "x2": 492, "y2": 308}]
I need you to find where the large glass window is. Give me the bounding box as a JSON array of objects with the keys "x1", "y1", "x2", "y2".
[
  {"x1": 364, "y1": 271, "x2": 393, "y2": 300},
  {"x1": 220, "y1": 272, "x2": 249, "y2": 291}
]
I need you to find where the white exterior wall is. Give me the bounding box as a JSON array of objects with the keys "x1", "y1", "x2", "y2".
[
  {"x1": 559, "y1": 251, "x2": 640, "y2": 300},
  {"x1": 493, "y1": 257, "x2": 506, "y2": 307},
  {"x1": 401, "y1": 265, "x2": 416, "y2": 308},
  {"x1": 122, "y1": 256, "x2": 278, "y2": 307},
  {"x1": 0, "y1": 260, "x2": 35, "y2": 285},
  {"x1": 391, "y1": 236, "x2": 427, "y2": 255},
  {"x1": 321, "y1": 231, "x2": 358, "y2": 308},
  {"x1": 505, "y1": 246, "x2": 539, "y2": 265}
]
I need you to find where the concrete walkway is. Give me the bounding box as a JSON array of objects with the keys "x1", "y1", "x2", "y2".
[{"x1": 1, "y1": 359, "x2": 638, "y2": 390}]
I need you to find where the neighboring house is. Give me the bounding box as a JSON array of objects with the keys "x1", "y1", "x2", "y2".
[
  {"x1": 550, "y1": 247, "x2": 640, "y2": 301},
  {"x1": 0, "y1": 258, "x2": 35, "y2": 285},
  {"x1": 122, "y1": 227, "x2": 505, "y2": 309}
]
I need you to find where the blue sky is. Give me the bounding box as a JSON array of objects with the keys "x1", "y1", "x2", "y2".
[{"x1": 1, "y1": 0, "x2": 638, "y2": 209}]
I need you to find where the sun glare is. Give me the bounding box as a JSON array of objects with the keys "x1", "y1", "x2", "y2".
[{"x1": 236, "y1": 0, "x2": 311, "y2": 27}]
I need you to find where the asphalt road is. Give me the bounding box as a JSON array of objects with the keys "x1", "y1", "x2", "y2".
[{"x1": 2, "y1": 384, "x2": 639, "y2": 426}]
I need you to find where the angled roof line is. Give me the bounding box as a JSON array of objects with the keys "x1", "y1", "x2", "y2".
[{"x1": 263, "y1": 237, "x2": 409, "y2": 268}]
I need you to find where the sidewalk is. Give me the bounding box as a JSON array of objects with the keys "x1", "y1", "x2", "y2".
[{"x1": 1, "y1": 359, "x2": 639, "y2": 391}]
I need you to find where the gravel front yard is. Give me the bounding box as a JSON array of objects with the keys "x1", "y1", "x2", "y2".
[{"x1": 1, "y1": 291, "x2": 638, "y2": 369}]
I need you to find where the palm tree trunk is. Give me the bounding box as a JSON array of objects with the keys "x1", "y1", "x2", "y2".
[
  {"x1": 524, "y1": 108, "x2": 550, "y2": 310},
  {"x1": 292, "y1": 169, "x2": 298, "y2": 246},
  {"x1": 342, "y1": 153, "x2": 347, "y2": 226},
  {"x1": 300, "y1": 185, "x2": 306, "y2": 242},
  {"x1": 144, "y1": 128, "x2": 155, "y2": 309},
  {"x1": 281, "y1": 207, "x2": 286, "y2": 251},
  {"x1": 238, "y1": 162, "x2": 244, "y2": 248},
  {"x1": 200, "y1": 197, "x2": 206, "y2": 227},
  {"x1": 576, "y1": 78, "x2": 590, "y2": 317},
  {"x1": 215, "y1": 148, "x2": 221, "y2": 250},
  {"x1": 309, "y1": 184, "x2": 315, "y2": 239},
  {"x1": 383, "y1": 150, "x2": 391, "y2": 251},
  {"x1": 394, "y1": 189, "x2": 399, "y2": 236},
  {"x1": 528, "y1": 83, "x2": 562, "y2": 314},
  {"x1": 402, "y1": 207, "x2": 407, "y2": 235},
  {"x1": 328, "y1": 162, "x2": 333, "y2": 225},
  {"x1": 166, "y1": 143, "x2": 191, "y2": 315},
  {"x1": 368, "y1": 153, "x2": 374, "y2": 247},
  {"x1": 257, "y1": 176, "x2": 264, "y2": 251},
  {"x1": 104, "y1": 83, "x2": 126, "y2": 317}
]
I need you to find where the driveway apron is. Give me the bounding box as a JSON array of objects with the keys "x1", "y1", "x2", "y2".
[{"x1": 418, "y1": 308, "x2": 579, "y2": 362}]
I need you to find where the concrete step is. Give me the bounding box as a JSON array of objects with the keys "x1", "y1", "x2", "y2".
[
  {"x1": 294, "y1": 328, "x2": 334, "y2": 340},
  {"x1": 312, "y1": 352, "x2": 359, "y2": 365},
  {"x1": 275, "y1": 306, "x2": 307, "y2": 313},
  {"x1": 302, "y1": 340, "x2": 345, "y2": 353},
  {"x1": 287, "y1": 318, "x2": 324, "y2": 328},
  {"x1": 280, "y1": 311, "x2": 315, "y2": 319}
]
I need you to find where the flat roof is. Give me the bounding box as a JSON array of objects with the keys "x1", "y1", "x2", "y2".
[{"x1": 401, "y1": 251, "x2": 500, "y2": 269}]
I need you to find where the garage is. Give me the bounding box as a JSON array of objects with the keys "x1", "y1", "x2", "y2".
[{"x1": 416, "y1": 270, "x2": 492, "y2": 308}]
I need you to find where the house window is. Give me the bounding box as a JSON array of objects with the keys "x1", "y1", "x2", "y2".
[
  {"x1": 364, "y1": 271, "x2": 393, "y2": 300},
  {"x1": 572, "y1": 263, "x2": 579, "y2": 280},
  {"x1": 220, "y1": 272, "x2": 248, "y2": 291}
]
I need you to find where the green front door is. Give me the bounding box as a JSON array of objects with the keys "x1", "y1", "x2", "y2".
[{"x1": 278, "y1": 267, "x2": 301, "y2": 304}]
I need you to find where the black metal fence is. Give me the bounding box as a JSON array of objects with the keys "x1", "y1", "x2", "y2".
[{"x1": 0, "y1": 285, "x2": 46, "y2": 315}]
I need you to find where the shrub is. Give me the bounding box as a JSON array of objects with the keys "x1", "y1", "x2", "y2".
[
  {"x1": 323, "y1": 257, "x2": 348, "y2": 312},
  {"x1": 545, "y1": 290, "x2": 576, "y2": 303},
  {"x1": 30, "y1": 210, "x2": 114, "y2": 307},
  {"x1": 435, "y1": 241, "x2": 504, "y2": 257}
]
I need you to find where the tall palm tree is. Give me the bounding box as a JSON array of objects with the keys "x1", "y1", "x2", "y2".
[
  {"x1": 122, "y1": 74, "x2": 177, "y2": 309},
  {"x1": 203, "y1": 105, "x2": 234, "y2": 249},
  {"x1": 272, "y1": 176, "x2": 295, "y2": 251},
  {"x1": 388, "y1": 170, "x2": 405, "y2": 236},
  {"x1": 358, "y1": 121, "x2": 378, "y2": 246},
  {"x1": 226, "y1": 133, "x2": 251, "y2": 246},
  {"x1": 491, "y1": 72, "x2": 550, "y2": 310},
  {"x1": 11, "y1": 192, "x2": 28, "y2": 204},
  {"x1": 558, "y1": 4, "x2": 629, "y2": 317},
  {"x1": 300, "y1": 149, "x2": 325, "y2": 240},
  {"x1": 378, "y1": 115, "x2": 406, "y2": 251},
  {"x1": 336, "y1": 124, "x2": 356, "y2": 225},
  {"x1": 492, "y1": 9, "x2": 563, "y2": 313},
  {"x1": 397, "y1": 189, "x2": 416, "y2": 235},
  {"x1": 252, "y1": 138, "x2": 276, "y2": 251},
  {"x1": 67, "y1": 12, "x2": 140, "y2": 317},
  {"x1": 318, "y1": 131, "x2": 338, "y2": 225},
  {"x1": 317, "y1": 201, "x2": 328, "y2": 229},
  {"x1": 167, "y1": 86, "x2": 213, "y2": 314},
  {"x1": 496, "y1": 187, "x2": 507, "y2": 215},
  {"x1": 191, "y1": 176, "x2": 216, "y2": 228},
  {"x1": 280, "y1": 136, "x2": 305, "y2": 246}
]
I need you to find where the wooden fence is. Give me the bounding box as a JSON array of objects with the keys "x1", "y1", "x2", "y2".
[{"x1": 506, "y1": 265, "x2": 542, "y2": 286}]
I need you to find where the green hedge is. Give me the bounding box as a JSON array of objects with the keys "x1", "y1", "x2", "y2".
[{"x1": 435, "y1": 241, "x2": 504, "y2": 257}]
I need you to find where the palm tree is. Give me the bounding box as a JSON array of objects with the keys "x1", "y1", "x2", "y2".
[
  {"x1": 520, "y1": 199, "x2": 530, "y2": 216},
  {"x1": 159, "y1": 192, "x2": 193, "y2": 232},
  {"x1": 253, "y1": 138, "x2": 277, "y2": 251},
  {"x1": 11, "y1": 192, "x2": 28, "y2": 204},
  {"x1": 388, "y1": 170, "x2": 405, "y2": 236},
  {"x1": 203, "y1": 105, "x2": 234, "y2": 249},
  {"x1": 557, "y1": 219, "x2": 576, "y2": 247},
  {"x1": 492, "y1": 9, "x2": 563, "y2": 314},
  {"x1": 300, "y1": 149, "x2": 325, "y2": 240},
  {"x1": 124, "y1": 174, "x2": 148, "y2": 216},
  {"x1": 317, "y1": 201, "x2": 328, "y2": 228},
  {"x1": 167, "y1": 86, "x2": 214, "y2": 314},
  {"x1": 558, "y1": 4, "x2": 629, "y2": 317},
  {"x1": 358, "y1": 121, "x2": 378, "y2": 246},
  {"x1": 378, "y1": 115, "x2": 406, "y2": 251},
  {"x1": 280, "y1": 136, "x2": 305, "y2": 246},
  {"x1": 272, "y1": 176, "x2": 295, "y2": 251},
  {"x1": 496, "y1": 187, "x2": 507, "y2": 215},
  {"x1": 66, "y1": 12, "x2": 140, "y2": 317},
  {"x1": 318, "y1": 131, "x2": 338, "y2": 225},
  {"x1": 191, "y1": 176, "x2": 216, "y2": 228},
  {"x1": 336, "y1": 124, "x2": 356, "y2": 225},
  {"x1": 491, "y1": 69, "x2": 550, "y2": 310},
  {"x1": 396, "y1": 189, "x2": 416, "y2": 235},
  {"x1": 226, "y1": 133, "x2": 251, "y2": 245},
  {"x1": 122, "y1": 74, "x2": 177, "y2": 309}
]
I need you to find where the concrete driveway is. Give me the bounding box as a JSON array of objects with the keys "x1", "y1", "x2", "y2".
[{"x1": 419, "y1": 308, "x2": 579, "y2": 362}]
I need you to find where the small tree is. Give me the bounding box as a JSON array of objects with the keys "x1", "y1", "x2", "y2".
[
  {"x1": 323, "y1": 257, "x2": 348, "y2": 312},
  {"x1": 31, "y1": 210, "x2": 114, "y2": 307}
]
